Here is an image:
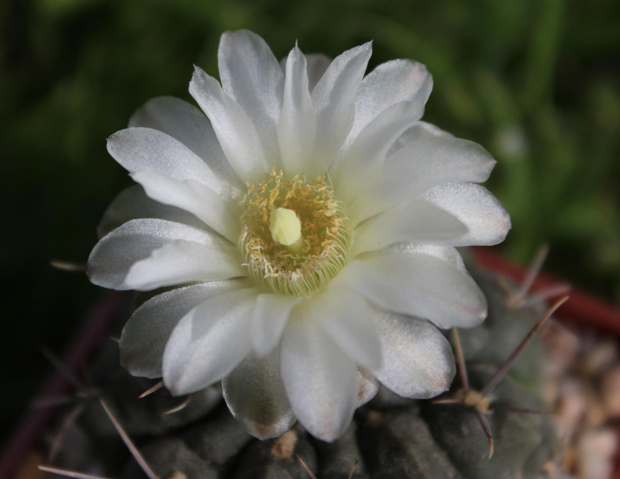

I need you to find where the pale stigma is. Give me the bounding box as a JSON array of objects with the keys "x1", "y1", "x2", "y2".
[{"x1": 269, "y1": 207, "x2": 302, "y2": 246}]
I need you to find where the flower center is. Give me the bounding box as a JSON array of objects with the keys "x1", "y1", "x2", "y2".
[{"x1": 239, "y1": 168, "x2": 351, "y2": 296}]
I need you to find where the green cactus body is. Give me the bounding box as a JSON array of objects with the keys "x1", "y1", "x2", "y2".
[{"x1": 51, "y1": 268, "x2": 557, "y2": 478}]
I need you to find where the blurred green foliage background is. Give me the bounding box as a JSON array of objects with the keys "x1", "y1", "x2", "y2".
[{"x1": 1, "y1": 0, "x2": 619, "y2": 445}]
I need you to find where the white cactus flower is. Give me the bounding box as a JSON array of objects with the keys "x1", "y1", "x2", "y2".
[{"x1": 88, "y1": 30, "x2": 510, "y2": 442}]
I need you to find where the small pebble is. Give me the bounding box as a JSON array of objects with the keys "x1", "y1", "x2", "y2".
[
  {"x1": 583, "y1": 340, "x2": 618, "y2": 376},
  {"x1": 575, "y1": 428, "x2": 618, "y2": 479},
  {"x1": 556, "y1": 379, "x2": 586, "y2": 431},
  {"x1": 583, "y1": 391, "x2": 607, "y2": 428},
  {"x1": 544, "y1": 321, "x2": 580, "y2": 377},
  {"x1": 601, "y1": 364, "x2": 620, "y2": 418}
]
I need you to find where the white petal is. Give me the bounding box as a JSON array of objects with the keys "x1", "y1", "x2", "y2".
[
  {"x1": 390, "y1": 120, "x2": 452, "y2": 152},
  {"x1": 311, "y1": 288, "x2": 382, "y2": 370},
  {"x1": 87, "y1": 219, "x2": 217, "y2": 290},
  {"x1": 128, "y1": 96, "x2": 240, "y2": 188},
  {"x1": 96, "y1": 185, "x2": 203, "y2": 238},
  {"x1": 131, "y1": 170, "x2": 240, "y2": 242},
  {"x1": 424, "y1": 183, "x2": 511, "y2": 246},
  {"x1": 390, "y1": 122, "x2": 496, "y2": 191},
  {"x1": 218, "y1": 31, "x2": 283, "y2": 160},
  {"x1": 305, "y1": 54, "x2": 331, "y2": 91},
  {"x1": 335, "y1": 101, "x2": 422, "y2": 202},
  {"x1": 223, "y1": 349, "x2": 295, "y2": 439},
  {"x1": 372, "y1": 309, "x2": 456, "y2": 398},
  {"x1": 107, "y1": 128, "x2": 230, "y2": 196},
  {"x1": 348, "y1": 59, "x2": 432, "y2": 144},
  {"x1": 350, "y1": 122, "x2": 497, "y2": 222},
  {"x1": 278, "y1": 45, "x2": 317, "y2": 176},
  {"x1": 402, "y1": 244, "x2": 466, "y2": 271},
  {"x1": 351, "y1": 198, "x2": 467, "y2": 255},
  {"x1": 163, "y1": 288, "x2": 258, "y2": 395},
  {"x1": 282, "y1": 53, "x2": 332, "y2": 89},
  {"x1": 125, "y1": 239, "x2": 242, "y2": 291},
  {"x1": 335, "y1": 246, "x2": 487, "y2": 329},
  {"x1": 251, "y1": 294, "x2": 301, "y2": 357},
  {"x1": 311, "y1": 42, "x2": 372, "y2": 166},
  {"x1": 281, "y1": 313, "x2": 358, "y2": 442},
  {"x1": 189, "y1": 67, "x2": 269, "y2": 182},
  {"x1": 120, "y1": 280, "x2": 246, "y2": 378}
]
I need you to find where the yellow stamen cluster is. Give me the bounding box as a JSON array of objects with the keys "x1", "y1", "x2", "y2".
[{"x1": 239, "y1": 168, "x2": 350, "y2": 296}]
